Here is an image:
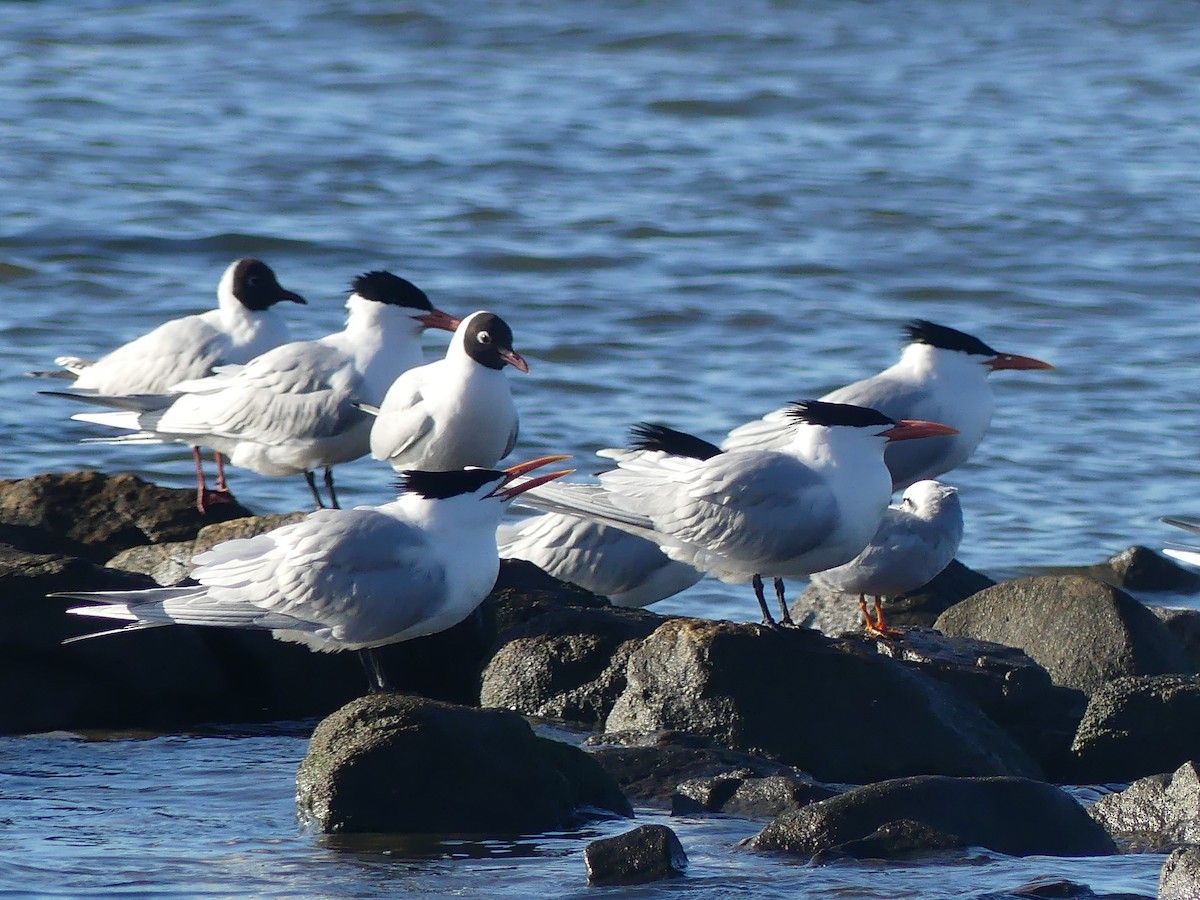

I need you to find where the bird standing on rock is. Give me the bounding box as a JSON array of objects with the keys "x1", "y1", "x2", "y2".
[
  {"x1": 513, "y1": 401, "x2": 958, "y2": 626},
  {"x1": 722, "y1": 320, "x2": 1053, "y2": 490},
  {"x1": 66, "y1": 271, "x2": 460, "y2": 510},
  {"x1": 35, "y1": 258, "x2": 307, "y2": 510},
  {"x1": 810, "y1": 479, "x2": 964, "y2": 635},
  {"x1": 362, "y1": 311, "x2": 527, "y2": 473},
  {"x1": 60, "y1": 456, "x2": 574, "y2": 693}
]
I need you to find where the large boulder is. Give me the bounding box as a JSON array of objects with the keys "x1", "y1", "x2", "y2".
[
  {"x1": 748, "y1": 776, "x2": 1116, "y2": 858},
  {"x1": 672, "y1": 772, "x2": 838, "y2": 818},
  {"x1": 0, "y1": 471, "x2": 251, "y2": 562},
  {"x1": 604, "y1": 618, "x2": 1041, "y2": 783},
  {"x1": 1043, "y1": 545, "x2": 1200, "y2": 594},
  {"x1": 1160, "y1": 847, "x2": 1200, "y2": 900},
  {"x1": 849, "y1": 628, "x2": 1086, "y2": 777},
  {"x1": 791, "y1": 559, "x2": 995, "y2": 635},
  {"x1": 1151, "y1": 606, "x2": 1200, "y2": 672},
  {"x1": 1068, "y1": 675, "x2": 1200, "y2": 783},
  {"x1": 934, "y1": 576, "x2": 1190, "y2": 695},
  {"x1": 296, "y1": 693, "x2": 632, "y2": 834},
  {"x1": 480, "y1": 605, "x2": 662, "y2": 726},
  {"x1": 1088, "y1": 761, "x2": 1200, "y2": 850}
]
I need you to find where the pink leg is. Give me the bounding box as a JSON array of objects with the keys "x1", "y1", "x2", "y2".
[
  {"x1": 214, "y1": 451, "x2": 229, "y2": 492},
  {"x1": 192, "y1": 446, "x2": 208, "y2": 513}
]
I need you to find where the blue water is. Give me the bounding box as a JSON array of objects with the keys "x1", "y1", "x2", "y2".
[{"x1": 1, "y1": 0, "x2": 1195, "y2": 894}]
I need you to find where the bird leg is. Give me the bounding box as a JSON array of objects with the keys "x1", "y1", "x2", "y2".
[
  {"x1": 324, "y1": 466, "x2": 341, "y2": 509},
  {"x1": 859, "y1": 595, "x2": 901, "y2": 638},
  {"x1": 192, "y1": 446, "x2": 209, "y2": 513},
  {"x1": 773, "y1": 577, "x2": 796, "y2": 627},
  {"x1": 214, "y1": 451, "x2": 229, "y2": 492},
  {"x1": 359, "y1": 648, "x2": 392, "y2": 693},
  {"x1": 752, "y1": 574, "x2": 777, "y2": 626},
  {"x1": 304, "y1": 471, "x2": 327, "y2": 509}
]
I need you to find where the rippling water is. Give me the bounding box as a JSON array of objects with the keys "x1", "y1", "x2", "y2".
[{"x1": 2, "y1": 1, "x2": 1195, "y2": 894}]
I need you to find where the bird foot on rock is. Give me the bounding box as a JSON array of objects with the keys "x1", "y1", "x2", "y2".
[{"x1": 859, "y1": 596, "x2": 902, "y2": 639}]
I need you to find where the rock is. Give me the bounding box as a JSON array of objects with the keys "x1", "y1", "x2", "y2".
[
  {"x1": 791, "y1": 559, "x2": 996, "y2": 635},
  {"x1": 1159, "y1": 847, "x2": 1200, "y2": 900},
  {"x1": 604, "y1": 618, "x2": 1041, "y2": 783},
  {"x1": 1151, "y1": 606, "x2": 1200, "y2": 672},
  {"x1": 1088, "y1": 761, "x2": 1200, "y2": 850},
  {"x1": 0, "y1": 471, "x2": 251, "y2": 562},
  {"x1": 1068, "y1": 676, "x2": 1200, "y2": 783},
  {"x1": 973, "y1": 879, "x2": 1148, "y2": 899},
  {"x1": 748, "y1": 776, "x2": 1116, "y2": 858},
  {"x1": 106, "y1": 540, "x2": 195, "y2": 585},
  {"x1": 586, "y1": 730, "x2": 816, "y2": 807},
  {"x1": 847, "y1": 627, "x2": 1086, "y2": 777},
  {"x1": 934, "y1": 576, "x2": 1190, "y2": 695},
  {"x1": 479, "y1": 605, "x2": 662, "y2": 726},
  {"x1": 584, "y1": 824, "x2": 687, "y2": 886},
  {"x1": 815, "y1": 818, "x2": 965, "y2": 859},
  {"x1": 296, "y1": 693, "x2": 632, "y2": 834},
  {"x1": 191, "y1": 512, "x2": 308, "y2": 555},
  {"x1": 1043, "y1": 546, "x2": 1200, "y2": 593},
  {"x1": 673, "y1": 772, "x2": 837, "y2": 817}
]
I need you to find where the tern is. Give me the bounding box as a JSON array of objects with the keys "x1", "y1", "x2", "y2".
[
  {"x1": 1161, "y1": 516, "x2": 1200, "y2": 569},
  {"x1": 722, "y1": 320, "x2": 1052, "y2": 490},
  {"x1": 514, "y1": 402, "x2": 957, "y2": 626},
  {"x1": 67, "y1": 270, "x2": 459, "y2": 509},
  {"x1": 362, "y1": 311, "x2": 528, "y2": 473},
  {"x1": 497, "y1": 512, "x2": 703, "y2": 608},
  {"x1": 810, "y1": 480, "x2": 963, "y2": 635},
  {"x1": 60, "y1": 456, "x2": 574, "y2": 692},
  {"x1": 35, "y1": 258, "x2": 306, "y2": 508}
]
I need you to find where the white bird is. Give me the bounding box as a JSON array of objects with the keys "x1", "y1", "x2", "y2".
[
  {"x1": 722, "y1": 320, "x2": 1052, "y2": 491},
  {"x1": 497, "y1": 512, "x2": 703, "y2": 607},
  {"x1": 60, "y1": 455, "x2": 574, "y2": 692},
  {"x1": 514, "y1": 402, "x2": 958, "y2": 626},
  {"x1": 35, "y1": 258, "x2": 307, "y2": 509},
  {"x1": 362, "y1": 311, "x2": 528, "y2": 473},
  {"x1": 810, "y1": 479, "x2": 963, "y2": 635},
  {"x1": 69, "y1": 271, "x2": 460, "y2": 510},
  {"x1": 1161, "y1": 516, "x2": 1200, "y2": 569}
]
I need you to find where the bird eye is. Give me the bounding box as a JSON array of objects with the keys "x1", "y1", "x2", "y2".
[
  {"x1": 477, "y1": 331, "x2": 492, "y2": 345},
  {"x1": 247, "y1": 276, "x2": 259, "y2": 286}
]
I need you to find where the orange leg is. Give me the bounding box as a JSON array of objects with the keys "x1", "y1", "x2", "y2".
[{"x1": 860, "y1": 595, "x2": 901, "y2": 638}]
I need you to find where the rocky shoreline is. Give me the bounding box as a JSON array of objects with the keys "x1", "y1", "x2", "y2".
[{"x1": 5, "y1": 470, "x2": 1199, "y2": 895}]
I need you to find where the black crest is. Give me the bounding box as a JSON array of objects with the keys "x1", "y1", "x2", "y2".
[
  {"x1": 629, "y1": 423, "x2": 722, "y2": 460},
  {"x1": 396, "y1": 468, "x2": 504, "y2": 500},
  {"x1": 463, "y1": 312, "x2": 516, "y2": 371},
  {"x1": 904, "y1": 320, "x2": 997, "y2": 357},
  {"x1": 785, "y1": 400, "x2": 895, "y2": 429},
  {"x1": 351, "y1": 271, "x2": 433, "y2": 311},
  {"x1": 231, "y1": 258, "x2": 306, "y2": 310}
]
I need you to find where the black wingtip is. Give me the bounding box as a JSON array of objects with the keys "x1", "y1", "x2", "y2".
[
  {"x1": 903, "y1": 320, "x2": 998, "y2": 357},
  {"x1": 628, "y1": 423, "x2": 722, "y2": 460},
  {"x1": 784, "y1": 400, "x2": 895, "y2": 429}
]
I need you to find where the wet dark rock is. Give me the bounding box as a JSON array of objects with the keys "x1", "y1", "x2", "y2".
[
  {"x1": 1088, "y1": 761, "x2": 1200, "y2": 850},
  {"x1": 672, "y1": 772, "x2": 837, "y2": 817},
  {"x1": 584, "y1": 824, "x2": 687, "y2": 886},
  {"x1": 1159, "y1": 846, "x2": 1200, "y2": 900},
  {"x1": 748, "y1": 776, "x2": 1116, "y2": 858},
  {"x1": 846, "y1": 627, "x2": 1086, "y2": 777},
  {"x1": 296, "y1": 693, "x2": 632, "y2": 834},
  {"x1": 815, "y1": 818, "x2": 965, "y2": 860},
  {"x1": 791, "y1": 559, "x2": 996, "y2": 635},
  {"x1": 0, "y1": 471, "x2": 251, "y2": 562},
  {"x1": 479, "y1": 605, "x2": 662, "y2": 726},
  {"x1": 1043, "y1": 546, "x2": 1200, "y2": 594},
  {"x1": 1150, "y1": 606, "x2": 1200, "y2": 672},
  {"x1": 1068, "y1": 675, "x2": 1200, "y2": 784},
  {"x1": 604, "y1": 618, "x2": 1041, "y2": 783},
  {"x1": 586, "y1": 730, "x2": 815, "y2": 807},
  {"x1": 934, "y1": 575, "x2": 1191, "y2": 695}
]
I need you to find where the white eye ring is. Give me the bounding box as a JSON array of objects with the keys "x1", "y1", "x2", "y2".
[{"x1": 477, "y1": 331, "x2": 492, "y2": 344}]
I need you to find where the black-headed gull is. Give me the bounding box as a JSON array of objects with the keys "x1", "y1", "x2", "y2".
[
  {"x1": 810, "y1": 479, "x2": 963, "y2": 635},
  {"x1": 36, "y1": 258, "x2": 306, "y2": 508},
  {"x1": 362, "y1": 311, "x2": 528, "y2": 473},
  {"x1": 61, "y1": 455, "x2": 573, "y2": 692},
  {"x1": 514, "y1": 401, "x2": 957, "y2": 626},
  {"x1": 722, "y1": 320, "x2": 1052, "y2": 491},
  {"x1": 69, "y1": 271, "x2": 459, "y2": 510}
]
